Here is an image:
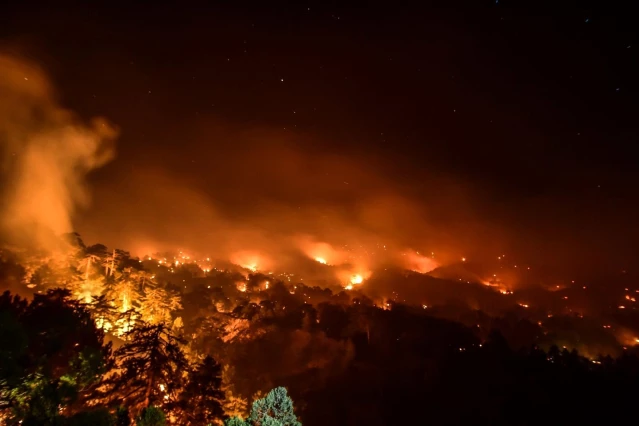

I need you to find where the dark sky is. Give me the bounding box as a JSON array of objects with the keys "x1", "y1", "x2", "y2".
[{"x1": 1, "y1": 1, "x2": 638, "y2": 278}]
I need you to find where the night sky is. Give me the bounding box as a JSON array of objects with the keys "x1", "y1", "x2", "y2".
[{"x1": 1, "y1": 1, "x2": 638, "y2": 278}]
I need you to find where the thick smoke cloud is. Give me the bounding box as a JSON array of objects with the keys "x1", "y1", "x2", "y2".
[{"x1": 0, "y1": 53, "x2": 117, "y2": 251}]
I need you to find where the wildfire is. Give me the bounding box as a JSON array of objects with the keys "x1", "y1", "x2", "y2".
[
  {"x1": 403, "y1": 250, "x2": 438, "y2": 274},
  {"x1": 343, "y1": 274, "x2": 362, "y2": 291},
  {"x1": 122, "y1": 294, "x2": 129, "y2": 312},
  {"x1": 298, "y1": 238, "x2": 344, "y2": 266},
  {"x1": 230, "y1": 250, "x2": 268, "y2": 273}
]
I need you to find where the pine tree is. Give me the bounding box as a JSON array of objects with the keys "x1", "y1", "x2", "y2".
[
  {"x1": 248, "y1": 387, "x2": 301, "y2": 426},
  {"x1": 106, "y1": 279, "x2": 140, "y2": 314},
  {"x1": 173, "y1": 356, "x2": 225, "y2": 425},
  {"x1": 224, "y1": 417, "x2": 249, "y2": 426},
  {"x1": 221, "y1": 365, "x2": 248, "y2": 419},
  {"x1": 223, "y1": 387, "x2": 301, "y2": 426},
  {"x1": 139, "y1": 285, "x2": 182, "y2": 325},
  {"x1": 88, "y1": 294, "x2": 118, "y2": 332},
  {"x1": 223, "y1": 390, "x2": 249, "y2": 421},
  {"x1": 0, "y1": 289, "x2": 111, "y2": 424},
  {"x1": 103, "y1": 322, "x2": 188, "y2": 414}
]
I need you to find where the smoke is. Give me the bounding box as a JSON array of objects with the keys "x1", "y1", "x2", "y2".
[
  {"x1": 0, "y1": 53, "x2": 508, "y2": 287},
  {"x1": 0, "y1": 53, "x2": 117, "y2": 251},
  {"x1": 73, "y1": 116, "x2": 508, "y2": 289}
]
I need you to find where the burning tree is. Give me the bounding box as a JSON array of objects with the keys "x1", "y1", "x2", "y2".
[
  {"x1": 139, "y1": 285, "x2": 182, "y2": 325},
  {"x1": 101, "y1": 322, "x2": 188, "y2": 415},
  {"x1": 221, "y1": 365, "x2": 248, "y2": 420}
]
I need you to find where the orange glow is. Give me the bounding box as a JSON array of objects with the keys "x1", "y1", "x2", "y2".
[
  {"x1": 613, "y1": 327, "x2": 639, "y2": 347},
  {"x1": 230, "y1": 250, "x2": 269, "y2": 273},
  {"x1": 337, "y1": 267, "x2": 371, "y2": 289},
  {"x1": 297, "y1": 238, "x2": 345, "y2": 266},
  {"x1": 403, "y1": 251, "x2": 438, "y2": 274}
]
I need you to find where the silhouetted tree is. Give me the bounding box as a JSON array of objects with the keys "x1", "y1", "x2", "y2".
[
  {"x1": 116, "y1": 406, "x2": 132, "y2": 426},
  {"x1": 88, "y1": 294, "x2": 118, "y2": 330},
  {"x1": 0, "y1": 289, "x2": 111, "y2": 424},
  {"x1": 173, "y1": 355, "x2": 225, "y2": 425},
  {"x1": 65, "y1": 408, "x2": 115, "y2": 426},
  {"x1": 103, "y1": 322, "x2": 188, "y2": 414}
]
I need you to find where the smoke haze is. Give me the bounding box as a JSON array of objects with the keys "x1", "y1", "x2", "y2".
[
  {"x1": 76, "y1": 121, "x2": 501, "y2": 278},
  {"x1": 0, "y1": 46, "x2": 634, "y2": 287},
  {"x1": 0, "y1": 53, "x2": 117, "y2": 251}
]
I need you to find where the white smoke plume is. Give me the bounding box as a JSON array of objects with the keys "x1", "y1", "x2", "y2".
[{"x1": 0, "y1": 53, "x2": 117, "y2": 251}]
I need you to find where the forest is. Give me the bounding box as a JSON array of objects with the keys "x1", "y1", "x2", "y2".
[{"x1": 2, "y1": 234, "x2": 639, "y2": 425}]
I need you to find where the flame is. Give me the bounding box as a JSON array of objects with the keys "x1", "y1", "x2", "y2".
[
  {"x1": 614, "y1": 327, "x2": 639, "y2": 347},
  {"x1": 297, "y1": 237, "x2": 345, "y2": 266},
  {"x1": 230, "y1": 250, "x2": 268, "y2": 272},
  {"x1": 337, "y1": 267, "x2": 371, "y2": 290},
  {"x1": 121, "y1": 294, "x2": 129, "y2": 312}
]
